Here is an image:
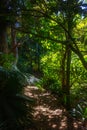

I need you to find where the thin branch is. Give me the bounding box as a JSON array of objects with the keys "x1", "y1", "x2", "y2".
[
  {"x1": 15, "y1": 27, "x2": 87, "y2": 69},
  {"x1": 14, "y1": 27, "x2": 67, "y2": 44}
]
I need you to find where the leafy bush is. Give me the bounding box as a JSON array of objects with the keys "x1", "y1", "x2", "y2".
[
  {"x1": 71, "y1": 99, "x2": 87, "y2": 121},
  {"x1": 40, "y1": 51, "x2": 61, "y2": 93},
  {"x1": 0, "y1": 66, "x2": 34, "y2": 130},
  {"x1": 0, "y1": 53, "x2": 15, "y2": 69}
]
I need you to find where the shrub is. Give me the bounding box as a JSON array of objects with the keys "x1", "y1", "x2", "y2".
[{"x1": 0, "y1": 66, "x2": 34, "y2": 130}]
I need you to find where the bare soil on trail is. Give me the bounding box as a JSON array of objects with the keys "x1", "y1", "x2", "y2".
[{"x1": 25, "y1": 86, "x2": 87, "y2": 130}]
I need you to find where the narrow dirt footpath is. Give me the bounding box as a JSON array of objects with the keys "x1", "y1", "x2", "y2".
[{"x1": 25, "y1": 86, "x2": 86, "y2": 130}]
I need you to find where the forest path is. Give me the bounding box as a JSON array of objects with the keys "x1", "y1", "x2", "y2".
[{"x1": 25, "y1": 86, "x2": 86, "y2": 130}]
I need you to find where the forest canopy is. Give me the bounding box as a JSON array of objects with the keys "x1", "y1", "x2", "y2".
[{"x1": 0, "y1": 0, "x2": 87, "y2": 129}]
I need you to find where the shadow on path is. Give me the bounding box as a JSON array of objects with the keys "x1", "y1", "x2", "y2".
[{"x1": 25, "y1": 86, "x2": 87, "y2": 130}]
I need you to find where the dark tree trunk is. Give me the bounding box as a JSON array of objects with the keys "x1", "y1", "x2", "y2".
[
  {"x1": 0, "y1": 22, "x2": 8, "y2": 53},
  {"x1": 11, "y1": 26, "x2": 18, "y2": 65},
  {"x1": 64, "y1": 9, "x2": 72, "y2": 110},
  {"x1": 61, "y1": 12, "x2": 72, "y2": 110},
  {"x1": 61, "y1": 46, "x2": 67, "y2": 107},
  {"x1": 61, "y1": 45, "x2": 71, "y2": 110},
  {"x1": 66, "y1": 45, "x2": 71, "y2": 110}
]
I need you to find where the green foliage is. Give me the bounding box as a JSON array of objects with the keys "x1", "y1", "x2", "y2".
[
  {"x1": 71, "y1": 53, "x2": 87, "y2": 83},
  {"x1": 1, "y1": 0, "x2": 87, "y2": 119},
  {"x1": 0, "y1": 66, "x2": 34, "y2": 130},
  {"x1": 0, "y1": 53, "x2": 15, "y2": 69},
  {"x1": 39, "y1": 50, "x2": 62, "y2": 93},
  {"x1": 39, "y1": 77, "x2": 61, "y2": 93},
  {"x1": 17, "y1": 36, "x2": 42, "y2": 73},
  {"x1": 71, "y1": 100, "x2": 87, "y2": 121}
]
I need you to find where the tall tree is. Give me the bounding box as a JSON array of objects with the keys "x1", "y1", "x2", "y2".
[
  {"x1": 19, "y1": 0, "x2": 87, "y2": 109},
  {"x1": 0, "y1": 0, "x2": 24, "y2": 64}
]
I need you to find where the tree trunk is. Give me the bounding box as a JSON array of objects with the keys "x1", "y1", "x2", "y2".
[
  {"x1": 0, "y1": 22, "x2": 8, "y2": 53},
  {"x1": 61, "y1": 46, "x2": 67, "y2": 106},
  {"x1": 11, "y1": 26, "x2": 18, "y2": 65},
  {"x1": 61, "y1": 10, "x2": 72, "y2": 109},
  {"x1": 64, "y1": 11, "x2": 72, "y2": 110},
  {"x1": 61, "y1": 45, "x2": 71, "y2": 110},
  {"x1": 66, "y1": 45, "x2": 71, "y2": 110}
]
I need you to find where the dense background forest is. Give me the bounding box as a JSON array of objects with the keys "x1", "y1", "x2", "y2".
[{"x1": 0, "y1": 0, "x2": 87, "y2": 130}]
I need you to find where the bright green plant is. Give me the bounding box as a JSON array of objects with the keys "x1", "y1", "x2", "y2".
[
  {"x1": 0, "y1": 53, "x2": 15, "y2": 69},
  {"x1": 40, "y1": 50, "x2": 62, "y2": 93}
]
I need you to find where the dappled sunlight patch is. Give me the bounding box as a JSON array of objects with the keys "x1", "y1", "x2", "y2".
[
  {"x1": 24, "y1": 85, "x2": 87, "y2": 130},
  {"x1": 39, "y1": 92, "x2": 51, "y2": 96},
  {"x1": 73, "y1": 122, "x2": 78, "y2": 129},
  {"x1": 59, "y1": 116, "x2": 67, "y2": 130},
  {"x1": 29, "y1": 85, "x2": 68, "y2": 129},
  {"x1": 25, "y1": 86, "x2": 41, "y2": 99},
  {"x1": 33, "y1": 105, "x2": 63, "y2": 117},
  {"x1": 52, "y1": 124, "x2": 57, "y2": 128}
]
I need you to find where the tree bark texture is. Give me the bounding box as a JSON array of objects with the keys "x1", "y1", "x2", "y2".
[{"x1": 0, "y1": 22, "x2": 8, "y2": 53}]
